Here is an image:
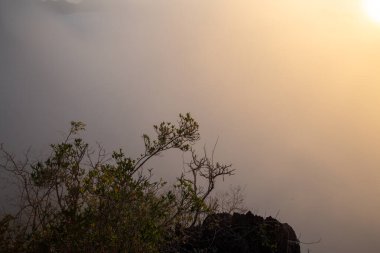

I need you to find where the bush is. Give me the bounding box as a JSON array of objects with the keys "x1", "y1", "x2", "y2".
[{"x1": 0, "y1": 113, "x2": 235, "y2": 253}]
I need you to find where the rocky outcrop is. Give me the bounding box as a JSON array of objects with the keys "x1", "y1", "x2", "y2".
[{"x1": 176, "y1": 211, "x2": 300, "y2": 253}]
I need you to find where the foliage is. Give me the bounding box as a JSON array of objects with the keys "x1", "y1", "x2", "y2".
[{"x1": 0, "y1": 113, "x2": 236, "y2": 253}]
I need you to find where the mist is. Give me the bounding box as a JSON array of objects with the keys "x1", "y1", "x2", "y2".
[{"x1": 1, "y1": 0, "x2": 380, "y2": 252}]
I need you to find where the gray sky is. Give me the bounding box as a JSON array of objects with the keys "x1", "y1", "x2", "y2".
[{"x1": 1, "y1": 1, "x2": 380, "y2": 252}]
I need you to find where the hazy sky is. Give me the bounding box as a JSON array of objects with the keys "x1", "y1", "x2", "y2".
[{"x1": 1, "y1": 0, "x2": 380, "y2": 252}]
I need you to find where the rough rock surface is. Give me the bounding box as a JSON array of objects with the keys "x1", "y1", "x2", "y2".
[{"x1": 177, "y1": 211, "x2": 300, "y2": 253}]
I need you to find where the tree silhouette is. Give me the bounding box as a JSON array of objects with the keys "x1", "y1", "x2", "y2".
[{"x1": 0, "y1": 113, "x2": 235, "y2": 253}]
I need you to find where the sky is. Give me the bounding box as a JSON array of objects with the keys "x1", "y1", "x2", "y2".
[{"x1": 1, "y1": 0, "x2": 380, "y2": 252}]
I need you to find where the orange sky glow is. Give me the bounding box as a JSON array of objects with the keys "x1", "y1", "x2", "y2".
[{"x1": 1, "y1": 1, "x2": 380, "y2": 252}]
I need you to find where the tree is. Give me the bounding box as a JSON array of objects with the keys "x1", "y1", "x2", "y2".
[{"x1": 0, "y1": 113, "x2": 236, "y2": 253}]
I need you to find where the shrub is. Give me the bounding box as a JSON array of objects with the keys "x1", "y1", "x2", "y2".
[{"x1": 0, "y1": 113, "x2": 235, "y2": 253}]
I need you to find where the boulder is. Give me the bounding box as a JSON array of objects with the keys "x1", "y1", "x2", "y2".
[{"x1": 177, "y1": 211, "x2": 300, "y2": 253}]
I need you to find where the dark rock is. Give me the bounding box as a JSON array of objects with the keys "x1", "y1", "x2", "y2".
[{"x1": 175, "y1": 211, "x2": 300, "y2": 253}]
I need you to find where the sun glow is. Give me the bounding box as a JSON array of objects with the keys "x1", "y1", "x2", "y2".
[{"x1": 363, "y1": 0, "x2": 380, "y2": 23}]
